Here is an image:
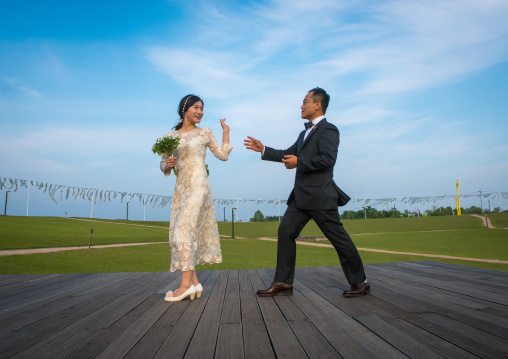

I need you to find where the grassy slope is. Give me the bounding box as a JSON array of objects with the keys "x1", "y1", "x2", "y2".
[
  {"x1": 0, "y1": 216, "x2": 167, "y2": 250},
  {"x1": 2, "y1": 238, "x2": 507, "y2": 275},
  {"x1": 488, "y1": 213, "x2": 508, "y2": 228},
  {"x1": 1, "y1": 215, "x2": 507, "y2": 274},
  {"x1": 217, "y1": 215, "x2": 484, "y2": 237}
]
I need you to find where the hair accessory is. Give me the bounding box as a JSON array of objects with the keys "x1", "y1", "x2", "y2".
[{"x1": 181, "y1": 95, "x2": 192, "y2": 117}]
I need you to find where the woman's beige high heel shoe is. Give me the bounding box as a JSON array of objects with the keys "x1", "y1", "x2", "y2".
[
  {"x1": 165, "y1": 285, "x2": 196, "y2": 302},
  {"x1": 195, "y1": 283, "x2": 203, "y2": 299}
]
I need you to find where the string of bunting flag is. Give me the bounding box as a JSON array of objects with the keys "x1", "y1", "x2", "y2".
[{"x1": 1, "y1": 177, "x2": 507, "y2": 209}]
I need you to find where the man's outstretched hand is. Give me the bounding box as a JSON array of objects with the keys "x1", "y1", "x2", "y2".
[
  {"x1": 244, "y1": 136, "x2": 265, "y2": 153},
  {"x1": 282, "y1": 155, "x2": 297, "y2": 169}
]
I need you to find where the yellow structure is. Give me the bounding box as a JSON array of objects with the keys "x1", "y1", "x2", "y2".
[{"x1": 455, "y1": 180, "x2": 461, "y2": 216}]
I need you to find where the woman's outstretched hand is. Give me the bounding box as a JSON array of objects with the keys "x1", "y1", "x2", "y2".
[
  {"x1": 244, "y1": 136, "x2": 265, "y2": 153},
  {"x1": 220, "y1": 118, "x2": 230, "y2": 132}
]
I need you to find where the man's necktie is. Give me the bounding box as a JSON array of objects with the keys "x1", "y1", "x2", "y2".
[{"x1": 304, "y1": 122, "x2": 314, "y2": 130}]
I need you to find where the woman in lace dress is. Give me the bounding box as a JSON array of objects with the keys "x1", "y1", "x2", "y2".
[{"x1": 160, "y1": 94, "x2": 233, "y2": 302}]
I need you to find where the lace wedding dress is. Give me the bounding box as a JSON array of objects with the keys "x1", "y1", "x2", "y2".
[{"x1": 160, "y1": 127, "x2": 233, "y2": 272}]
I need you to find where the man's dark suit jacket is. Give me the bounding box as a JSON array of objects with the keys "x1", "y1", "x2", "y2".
[{"x1": 263, "y1": 119, "x2": 350, "y2": 210}]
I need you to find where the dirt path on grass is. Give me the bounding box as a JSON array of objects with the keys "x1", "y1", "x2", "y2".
[
  {"x1": 469, "y1": 214, "x2": 508, "y2": 229},
  {"x1": 62, "y1": 217, "x2": 168, "y2": 229},
  {"x1": 254, "y1": 237, "x2": 508, "y2": 264},
  {"x1": 2, "y1": 237, "x2": 507, "y2": 264},
  {"x1": 0, "y1": 242, "x2": 164, "y2": 256},
  {"x1": 3, "y1": 216, "x2": 506, "y2": 264}
]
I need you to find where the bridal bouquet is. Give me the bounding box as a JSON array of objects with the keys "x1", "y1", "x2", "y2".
[{"x1": 152, "y1": 135, "x2": 181, "y2": 175}]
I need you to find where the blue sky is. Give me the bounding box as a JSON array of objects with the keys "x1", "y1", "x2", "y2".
[{"x1": 1, "y1": 0, "x2": 507, "y2": 220}]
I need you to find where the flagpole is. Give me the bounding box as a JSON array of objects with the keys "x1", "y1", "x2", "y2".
[{"x1": 26, "y1": 183, "x2": 30, "y2": 216}]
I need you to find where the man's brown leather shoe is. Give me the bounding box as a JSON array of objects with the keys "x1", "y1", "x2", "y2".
[
  {"x1": 257, "y1": 282, "x2": 293, "y2": 297},
  {"x1": 343, "y1": 282, "x2": 370, "y2": 297}
]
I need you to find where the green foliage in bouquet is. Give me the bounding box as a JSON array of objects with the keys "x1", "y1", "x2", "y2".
[{"x1": 152, "y1": 135, "x2": 181, "y2": 175}]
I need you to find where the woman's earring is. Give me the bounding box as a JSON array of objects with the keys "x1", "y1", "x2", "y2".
[{"x1": 179, "y1": 119, "x2": 183, "y2": 123}]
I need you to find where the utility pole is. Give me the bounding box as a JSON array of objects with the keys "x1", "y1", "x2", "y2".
[
  {"x1": 232, "y1": 207, "x2": 237, "y2": 238},
  {"x1": 4, "y1": 191, "x2": 10, "y2": 216},
  {"x1": 479, "y1": 189, "x2": 483, "y2": 212},
  {"x1": 26, "y1": 184, "x2": 30, "y2": 216},
  {"x1": 127, "y1": 202, "x2": 130, "y2": 220}
]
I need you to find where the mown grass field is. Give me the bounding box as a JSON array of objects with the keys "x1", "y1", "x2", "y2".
[
  {"x1": 489, "y1": 213, "x2": 508, "y2": 228},
  {"x1": 0, "y1": 214, "x2": 507, "y2": 274}
]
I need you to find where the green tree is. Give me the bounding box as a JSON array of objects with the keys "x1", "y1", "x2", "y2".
[
  {"x1": 250, "y1": 210, "x2": 265, "y2": 222},
  {"x1": 464, "y1": 206, "x2": 483, "y2": 214}
]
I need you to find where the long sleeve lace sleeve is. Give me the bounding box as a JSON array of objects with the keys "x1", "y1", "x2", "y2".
[
  {"x1": 206, "y1": 128, "x2": 233, "y2": 161},
  {"x1": 160, "y1": 153, "x2": 172, "y2": 177}
]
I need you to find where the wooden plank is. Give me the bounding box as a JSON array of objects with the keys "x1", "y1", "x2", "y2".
[
  {"x1": 95, "y1": 295, "x2": 171, "y2": 359},
  {"x1": 219, "y1": 269, "x2": 241, "y2": 324},
  {"x1": 125, "y1": 271, "x2": 216, "y2": 359},
  {"x1": 0, "y1": 274, "x2": 50, "y2": 287},
  {"x1": 367, "y1": 265, "x2": 508, "y2": 331},
  {"x1": 355, "y1": 313, "x2": 443, "y2": 359},
  {"x1": 417, "y1": 261, "x2": 508, "y2": 283},
  {"x1": 0, "y1": 262, "x2": 507, "y2": 359},
  {"x1": 1, "y1": 272, "x2": 143, "y2": 356},
  {"x1": 66, "y1": 293, "x2": 163, "y2": 359},
  {"x1": 367, "y1": 307, "x2": 478, "y2": 359},
  {"x1": 95, "y1": 270, "x2": 197, "y2": 359},
  {"x1": 250, "y1": 269, "x2": 308, "y2": 359},
  {"x1": 299, "y1": 267, "x2": 479, "y2": 359},
  {"x1": 370, "y1": 265, "x2": 492, "y2": 309},
  {"x1": 377, "y1": 263, "x2": 508, "y2": 305},
  {"x1": 420, "y1": 312, "x2": 508, "y2": 354},
  {"x1": 61, "y1": 272, "x2": 172, "y2": 359},
  {"x1": 7, "y1": 272, "x2": 166, "y2": 359},
  {"x1": 354, "y1": 273, "x2": 508, "y2": 359},
  {"x1": 292, "y1": 273, "x2": 401, "y2": 359},
  {"x1": 156, "y1": 271, "x2": 229, "y2": 358},
  {"x1": 311, "y1": 267, "x2": 478, "y2": 359},
  {"x1": 179, "y1": 271, "x2": 223, "y2": 358},
  {"x1": 0, "y1": 272, "x2": 115, "y2": 320},
  {"x1": 390, "y1": 262, "x2": 508, "y2": 290},
  {"x1": 240, "y1": 269, "x2": 274, "y2": 359},
  {"x1": 257, "y1": 268, "x2": 340, "y2": 358},
  {"x1": 216, "y1": 270, "x2": 243, "y2": 358},
  {"x1": 0, "y1": 273, "x2": 89, "y2": 303}
]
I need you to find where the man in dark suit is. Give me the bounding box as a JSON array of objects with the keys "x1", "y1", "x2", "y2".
[{"x1": 244, "y1": 87, "x2": 369, "y2": 297}]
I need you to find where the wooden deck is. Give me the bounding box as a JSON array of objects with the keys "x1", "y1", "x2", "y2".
[{"x1": 1, "y1": 261, "x2": 507, "y2": 358}]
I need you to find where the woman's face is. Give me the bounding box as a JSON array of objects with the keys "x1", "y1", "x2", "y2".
[{"x1": 184, "y1": 100, "x2": 203, "y2": 125}]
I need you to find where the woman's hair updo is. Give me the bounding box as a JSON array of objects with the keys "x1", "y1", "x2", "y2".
[{"x1": 173, "y1": 94, "x2": 203, "y2": 130}]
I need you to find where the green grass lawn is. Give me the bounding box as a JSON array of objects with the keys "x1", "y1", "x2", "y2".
[
  {"x1": 352, "y1": 228, "x2": 508, "y2": 260},
  {"x1": 0, "y1": 216, "x2": 168, "y2": 250},
  {"x1": 2, "y1": 238, "x2": 507, "y2": 275},
  {"x1": 0, "y1": 215, "x2": 486, "y2": 250},
  {"x1": 489, "y1": 213, "x2": 508, "y2": 228},
  {"x1": 1, "y1": 215, "x2": 507, "y2": 274},
  {"x1": 218, "y1": 215, "x2": 484, "y2": 238}
]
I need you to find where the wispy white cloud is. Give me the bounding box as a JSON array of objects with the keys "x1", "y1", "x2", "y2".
[
  {"x1": 18, "y1": 85, "x2": 42, "y2": 97},
  {"x1": 1, "y1": 77, "x2": 42, "y2": 98},
  {"x1": 0, "y1": 127, "x2": 157, "y2": 158}
]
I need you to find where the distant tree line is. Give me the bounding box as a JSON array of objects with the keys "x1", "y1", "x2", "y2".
[
  {"x1": 250, "y1": 205, "x2": 506, "y2": 222},
  {"x1": 342, "y1": 205, "x2": 506, "y2": 219},
  {"x1": 249, "y1": 210, "x2": 280, "y2": 222}
]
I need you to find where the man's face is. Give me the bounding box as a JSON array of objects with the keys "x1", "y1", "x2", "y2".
[{"x1": 301, "y1": 92, "x2": 320, "y2": 120}]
